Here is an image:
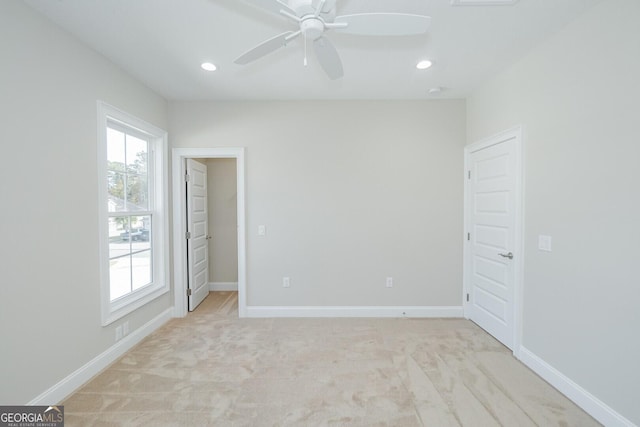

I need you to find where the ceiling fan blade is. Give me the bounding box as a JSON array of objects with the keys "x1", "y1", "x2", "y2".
[
  {"x1": 314, "y1": 36, "x2": 343, "y2": 80},
  {"x1": 242, "y1": 0, "x2": 297, "y2": 17},
  {"x1": 234, "y1": 31, "x2": 300, "y2": 65},
  {"x1": 333, "y1": 13, "x2": 431, "y2": 36}
]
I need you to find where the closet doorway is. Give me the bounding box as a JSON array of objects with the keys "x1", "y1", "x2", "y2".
[{"x1": 172, "y1": 148, "x2": 246, "y2": 317}]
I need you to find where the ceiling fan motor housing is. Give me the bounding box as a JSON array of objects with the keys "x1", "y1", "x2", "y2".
[{"x1": 301, "y1": 18, "x2": 325, "y2": 40}]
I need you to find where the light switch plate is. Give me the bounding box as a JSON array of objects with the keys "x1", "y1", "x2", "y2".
[
  {"x1": 538, "y1": 235, "x2": 552, "y2": 252},
  {"x1": 258, "y1": 225, "x2": 266, "y2": 236}
]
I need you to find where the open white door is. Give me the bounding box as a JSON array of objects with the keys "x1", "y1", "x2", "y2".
[
  {"x1": 186, "y1": 159, "x2": 209, "y2": 311},
  {"x1": 465, "y1": 129, "x2": 521, "y2": 350}
]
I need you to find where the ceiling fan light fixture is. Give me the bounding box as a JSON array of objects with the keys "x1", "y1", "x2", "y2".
[
  {"x1": 416, "y1": 60, "x2": 433, "y2": 70},
  {"x1": 201, "y1": 62, "x2": 217, "y2": 71}
]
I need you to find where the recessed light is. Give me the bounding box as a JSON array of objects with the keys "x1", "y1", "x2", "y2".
[
  {"x1": 416, "y1": 60, "x2": 433, "y2": 70},
  {"x1": 201, "y1": 62, "x2": 217, "y2": 71}
]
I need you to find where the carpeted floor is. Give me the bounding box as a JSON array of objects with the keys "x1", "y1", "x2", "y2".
[{"x1": 63, "y1": 292, "x2": 600, "y2": 426}]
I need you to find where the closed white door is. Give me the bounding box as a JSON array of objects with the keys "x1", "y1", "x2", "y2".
[
  {"x1": 466, "y1": 130, "x2": 520, "y2": 350},
  {"x1": 186, "y1": 159, "x2": 209, "y2": 311}
]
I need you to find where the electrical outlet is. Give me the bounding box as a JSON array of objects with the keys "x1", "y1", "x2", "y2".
[
  {"x1": 386, "y1": 277, "x2": 393, "y2": 288},
  {"x1": 283, "y1": 277, "x2": 290, "y2": 288},
  {"x1": 123, "y1": 321, "x2": 129, "y2": 336},
  {"x1": 115, "y1": 325, "x2": 123, "y2": 341}
]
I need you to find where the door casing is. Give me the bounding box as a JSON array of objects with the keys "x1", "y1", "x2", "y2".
[
  {"x1": 463, "y1": 126, "x2": 524, "y2": 356},
  {"x1": 172, "y1": 147, "x2": 246, "y2": 318}
]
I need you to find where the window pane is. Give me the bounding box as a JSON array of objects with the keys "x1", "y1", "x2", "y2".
[
  {"x1": 107, "y1": 171, "x2": 126, "y2": 212},
  {"x1": 110, "y1": 256, "x2": 132, "y2": 301},
  {"x1": 130, "y1": 215, "x2": 150, "y2": 234},
  {"x1": 127, "y1": 174, "x2": 149, "y2": 211},
  {"x1": 109, "y1": 216, "x2": 131, "y2": 258},
  {"x1": 107, "y1": 128, "x2": 126, "y2": 171},
  {"x1": 126, "y1": 135, "x2": 148, "y2": 175},
  {"x1": 132, "y1": 250, "x2": 152, "y2": 291},
  {"x1": 127, "y1": 215, "x2": 151, "y2": 247}
]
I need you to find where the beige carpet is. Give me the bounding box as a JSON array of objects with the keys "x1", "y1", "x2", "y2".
[{"x1": 64, "y1": 292, "x2": 599, "y2": 426}]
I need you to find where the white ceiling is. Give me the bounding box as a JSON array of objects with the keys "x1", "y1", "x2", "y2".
[{"x1": 24, "y1": 0, "x2": 600, "y2": 101}]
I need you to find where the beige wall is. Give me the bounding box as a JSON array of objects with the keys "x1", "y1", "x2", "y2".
[
  {"x1": 467, "y1": 0, "x2": 640, "y2": 423},
  {"x1": 169, "y1": 100, "x2": 466, "y2": 307},
  {"x1": 0, "y1": 1, "x2": 170, "y2": 404},
  {"x1": 206, "y1": 159, "x2": 238, "y2": 283}
]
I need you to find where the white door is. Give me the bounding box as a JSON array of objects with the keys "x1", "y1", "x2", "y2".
[
  {"x1": 186, "y1": 159, "x2": 209, "y2": 311},
  {"x1": 465, "y1": 129, "x2": 521, "y2": 350}
]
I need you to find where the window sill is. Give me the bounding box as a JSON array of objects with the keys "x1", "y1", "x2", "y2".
[{"x1": 102, "y1": 283, "x2": 169, "y2": 326}]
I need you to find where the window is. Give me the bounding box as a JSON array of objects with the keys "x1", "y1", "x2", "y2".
[{"x1": 98, "y1": 101, "x2": 169, "y2": 325}]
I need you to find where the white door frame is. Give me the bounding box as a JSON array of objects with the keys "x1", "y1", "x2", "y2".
[
  {"x1": 172, "y1": 147, "x2": 247, "y2": 318},
  {"x1": 463, "y1": 126, "x2": 524, "y2": 356}
]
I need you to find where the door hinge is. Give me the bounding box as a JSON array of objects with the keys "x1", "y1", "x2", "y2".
[
  {"x1": 185, "y1": 231, "x2": 191, "y2": 239},
  {"x1": 467, "y1": 232, "x2": 471, "y2": 241},
  {"x1": 468, "y1": 170, "x2": 471, "y2": 180},
  {"x1": 187, "y1": 288, "x2": 192, "y2": 296},
  {"x1": 466, "y1": 293, "x2": 470, "y2": 302},
  {"x1": 185, "y1": 173, "x2": 190, "y2": 182}
]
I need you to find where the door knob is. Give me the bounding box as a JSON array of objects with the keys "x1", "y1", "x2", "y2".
[{"x1": 499, "y1": 252, "x2": 514, "y2": 259}]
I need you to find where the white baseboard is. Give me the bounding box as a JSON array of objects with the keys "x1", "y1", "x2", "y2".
[
  {"x1": 519, "y1": 346, "x2": 635, "y2": 427},
  {"x1": 209, "y1": 282, "x2": 238, "y2": 291},
  {"x1": 245, "y1": 306, "x2": 463, "y2": 318},
  {"x1": 27, "y1": 308, "x2": 173, "y2": 405}
]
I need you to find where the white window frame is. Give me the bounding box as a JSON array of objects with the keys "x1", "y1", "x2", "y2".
[{"x1": 97, "y1": 101, "x2": 170, "y2": 326}]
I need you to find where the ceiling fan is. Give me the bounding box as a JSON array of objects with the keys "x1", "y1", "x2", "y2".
[{"x1": 235, "y1": 0, "x2": 431, "y2": 80}]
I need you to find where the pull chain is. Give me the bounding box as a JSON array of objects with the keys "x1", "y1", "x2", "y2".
[{"x1": 303, "y1": 32, "x2": 308, "y2": 66}]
